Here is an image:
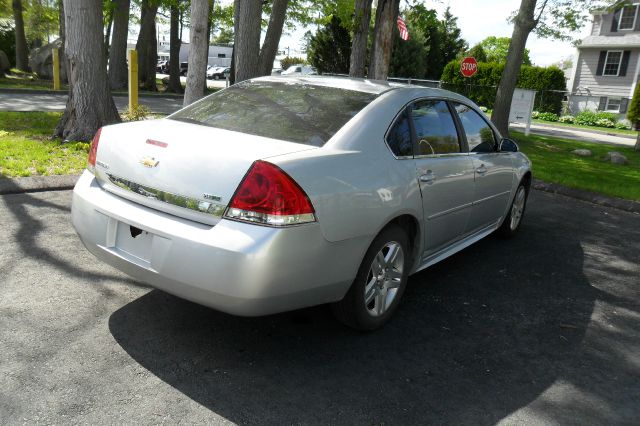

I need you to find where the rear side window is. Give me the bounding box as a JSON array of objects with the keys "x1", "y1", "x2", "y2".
[
  {"x1": 386, "y1": 110, "x2": 413, "y2": 157},
  {"x1": 453, "y1": 103, "x2": 496, "y2": 153},
  {"x1": 169, "y1": 81, "x2": 377, "y2": 146},
  {"x1": 411, "y1": 100, "x2": 460, "y2": 155}
]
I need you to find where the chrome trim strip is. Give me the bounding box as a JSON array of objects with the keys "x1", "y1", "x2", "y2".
[
  {"x1": 426, "y1": 202, "x2": 473, "y2": 220},
  {"x1": 106, "y1": 174, "x2": 226, "y2": 217},
  {"x1": 474, "y1": 190, "x2": 511, "y2": 205}
]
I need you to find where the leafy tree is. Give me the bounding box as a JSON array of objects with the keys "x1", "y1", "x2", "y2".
[
  {"x1": 280, "y1": 55, "x2": 306, "y2": 70},
  {"x1": 466, "y1": 44, "x2": 488, "y2": 63},
  {"x1": 369, "y1": 0, "x2": 400, "y2": 79},
  {"x1": 475, "y1": 36, "x2": 531, "y2": 65},
  {"x1": 438, "y1": 6, "x2": 467, "y2": 70},
  {"x1": 212, "y1": 27, "x2": 233, "y2": 44},
  {"x1": 55, "y1": 0, "x2": 120, "y2": 141},
  {"x1": 491, "y1": 0, "x2": 616, "y2": 136},
  {"x1": 12, "y1": 0, "x2": 28, "y2": 70},
  {"x1": 627, "y1": 81, "x2": 640, "y2": 151},
  {"x1": 349, "y1": 0, "x2": 372, "y2": 77},
  {"x1": 308, "y1": 15, "x2": 351, "y2": 74}
]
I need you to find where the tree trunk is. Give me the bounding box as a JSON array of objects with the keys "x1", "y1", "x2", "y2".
[
  {"x1": 136, "y1": 0, "x2": 158, "y2": 91},
  {"x1": 234, "y1": 0, "x2": 261, "y2": 83},
  {"x1": 490, "y1": 0, "x2": 537, "y2": 137},
  {"x1": 167, "y1": 3, "x2": 183, "y2": 94},
  {"x1": 12, "y1": 0, "x2": 29, "y2": 71},
  {"x1": 368, "y1": 0, "x2": 399, "y2": 80},
  {"x1": 55, "y1": 0, "x2": 120, "y2": 142},
  {"x1": 258, "y1": 0, "x2": 289, "y2": 76},
  {"x1": 184, "y1": 0, "x2": 211, "y2": 106},
  {"x1": 635, "y1": 132, "x2": 640, "y2": 151},
  {"x1": 57, "y1": 0, "x2": 69, "y2": 83},
  {"x1": 108, "y1": 0, "x2": 130, "y2": 90},
  {"x1": 349, "y1": 0, "x2": 373, "y2": 77},
  {"x1": 58, "y1": 0, "x2": 65, "y2": 41}
]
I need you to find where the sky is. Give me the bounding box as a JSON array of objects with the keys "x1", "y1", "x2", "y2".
[{"x1": 277, "y1": 0, "x2": 594, "y2": 67}]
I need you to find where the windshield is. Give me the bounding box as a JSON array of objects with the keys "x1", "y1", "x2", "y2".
[{"x1": 168, "y1": 80, "x2": 378, "y2": 146}]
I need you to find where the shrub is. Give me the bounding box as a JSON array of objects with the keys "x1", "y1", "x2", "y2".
[
  {"x1": 280, "y1": 56, "x2": 307, "y2": 70},
  {"x1": 440, "y1": 61, "x2": 566, "y2": 114},
  {"x1": 121, "y1": 105, "x2": 151, "y2": 121},
  {"x1": 615, "y1": 121, "x2": 631, "y2": 130},
  {"x1": 538, "y1": 112, "x2": 559, "y2": 122},
  {"x1": 575, "y1": 111, "x2": 599, "y2": 126},
  {"x1": 479, "y1": 106, "x2": 488, "y2": 112},
  {"x1": 595, "y1": 111, "x2": 618, "y2": 122},
  {"x1": 558, "y1": 115, "x2": 575, "y2": 124},
  {"x1": 595, "y1": 118, "x2": 615, "y2": 128},
  {"x1": 531, "y1": 111, "x2": 540, "y2": 119}
]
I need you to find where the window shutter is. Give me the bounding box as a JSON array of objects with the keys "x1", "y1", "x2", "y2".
[
  {"x1": 611, "y1": 10, "x2": 620, "y2": 32},
  {"x1": 598, "y1": 97, "x2": 607, "y2": 111},
  {"x1": 620, "y1": 97, "x2": 629, "y2": 114},
  {"x1": 619, "y1": 51, "x2": 631, "y2": 76},
  {"x1": 596, "y1": 51, "x2": 607, "y2": 76}
]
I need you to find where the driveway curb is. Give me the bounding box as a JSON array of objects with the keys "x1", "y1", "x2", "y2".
[
  {"x1": 532, "y1": 179, "x2": 640, "y2": 214},
  {"x1": 0, "y1": 175, "x2": 79, "y2": 195}
]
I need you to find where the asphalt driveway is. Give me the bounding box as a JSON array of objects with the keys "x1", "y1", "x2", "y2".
[{"x1": 0, "y1": 188, "x2": 638, "y2": 424}]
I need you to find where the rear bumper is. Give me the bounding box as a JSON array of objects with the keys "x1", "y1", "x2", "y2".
[{"x1": 72, "y1": 171, "x2": 366, "y2": 316}]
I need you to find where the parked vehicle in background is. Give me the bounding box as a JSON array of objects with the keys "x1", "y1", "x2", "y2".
[
  {"x1": 72, "y1": 76, "x2": 531, "y2": 331},
  {"x1": 281, "y1": 64, "x2": 317, "y2": 76},
  {"x1": 180, "y1": 62, "x2": 188, "y2": 76},
  {"x1": 156, "y1": 60, "x2": 168, "y2": 73},
  {"x1": 207, "y1": 67, "x2": 230, "y2": 80},
  {"x1": 271, "y1": 68, "x2": 283, "y2": 75}
]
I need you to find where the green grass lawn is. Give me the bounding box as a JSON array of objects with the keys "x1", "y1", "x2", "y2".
[
  {"x1": 512, "y1": 131, "x2": 640, "y2": 201},
  {"x1": 531, "y1": 119, "x2": 636, "y2": 136},
  {"x1": 0, "y1": 112, "x2": 89, "y2": 178}
]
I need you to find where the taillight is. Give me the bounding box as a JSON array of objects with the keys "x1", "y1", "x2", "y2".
[
  {"x1": 224, "y1": 160, "x2": 316, "y2": 227},
  {"x1": 87, "y1": 128, "x2": 102, "y2": 173}
]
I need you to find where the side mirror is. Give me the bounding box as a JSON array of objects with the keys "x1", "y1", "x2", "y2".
[{"x1": 499, "y1": 138, "x2": 519, "y2": 153}]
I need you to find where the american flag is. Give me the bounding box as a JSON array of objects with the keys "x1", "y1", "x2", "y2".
[{"x1": 397, "y1": 16, "x2": 409, "y2": 41}]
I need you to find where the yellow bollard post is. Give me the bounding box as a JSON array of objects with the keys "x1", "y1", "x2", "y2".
[
  {"x1": 128, "y1": 49, "x2": 138, "y2": 111},
  {"x1": 52, "y1": 48, "x2": 61, "y2": 90}
]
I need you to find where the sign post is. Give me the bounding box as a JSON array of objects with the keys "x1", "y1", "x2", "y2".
[
  {"x1": 509, "y1": 89, "x2": 537, "y2": 136},
  {"x1": 52, "y1": 48, "x2": 61, "y2": 91},
  {"x1": 128, "y1": 49, "x2": 138, "y2": 111}
]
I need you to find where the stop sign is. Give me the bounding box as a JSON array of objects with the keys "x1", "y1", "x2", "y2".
[{"x1": 460, "y1": 57, "x2": 478, "y2": 78}]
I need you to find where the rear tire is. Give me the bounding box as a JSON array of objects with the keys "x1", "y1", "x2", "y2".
[
  {"x1": 497, "y1": 182, "x2": 528, "y2": 238},
  {"x1": 332, "y1": 225, "x2": 410, "y2": 331}
]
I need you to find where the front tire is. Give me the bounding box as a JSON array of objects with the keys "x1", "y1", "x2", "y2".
[
  {"x1": 497, "y1": 183, "x2": 528, "y2": 238},
  {"x1": 332, "y1": 225, "x2": 410, "y2": 331}
]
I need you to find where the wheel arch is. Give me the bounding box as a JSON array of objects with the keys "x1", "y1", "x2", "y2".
[{"x1": 378, "y1": 213, "x2": 422, "y2": 271}]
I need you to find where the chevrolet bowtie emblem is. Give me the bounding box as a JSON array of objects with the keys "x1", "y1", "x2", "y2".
[{"x1": 140, "y1": 157, "x2": 159, "y2": 168}]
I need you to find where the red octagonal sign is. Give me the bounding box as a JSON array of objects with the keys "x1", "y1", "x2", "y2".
[{"x1": 460, "y1": 57, "x2": 478, "y2": 78}]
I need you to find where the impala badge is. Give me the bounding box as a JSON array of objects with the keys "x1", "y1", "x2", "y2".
[{"x1": 140, "y1": 156, "x2": 159, "y2": 168}]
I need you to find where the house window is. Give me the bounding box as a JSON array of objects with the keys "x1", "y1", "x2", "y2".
[
  {"x1": 604, "y1": 51, "x2": 623, "y2": 76},
  {"x1": 217, "y1": 53, "x2": 226, "y2": 58},
  {"x1": 618, "y1": 5, "x2": 638, "y2": 30},
  {"x1": 606, "y1": 98, "x2": 621, "y2": 112}
]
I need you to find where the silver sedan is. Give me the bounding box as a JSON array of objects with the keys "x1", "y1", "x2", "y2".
[{"x1": 72, "y1": 76, "x2": 532, "y2": 330}]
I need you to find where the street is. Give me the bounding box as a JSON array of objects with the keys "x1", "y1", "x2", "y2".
[{"x1": 1, "y1": 188, "x2": 638, "y2": 424}]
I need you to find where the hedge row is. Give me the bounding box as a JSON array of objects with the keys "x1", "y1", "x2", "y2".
[{"x1": 440, "y1": 61, "x2": 567, "y2": 114}]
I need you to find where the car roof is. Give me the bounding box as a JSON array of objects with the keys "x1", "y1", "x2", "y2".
[{"x1": 248, "y1": 75, "x2": 468, "y2": 100}]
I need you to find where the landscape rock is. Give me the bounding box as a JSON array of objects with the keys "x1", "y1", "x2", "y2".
[
  {"x1": 0, "y1": 50, "x2": 10, "y2": 75},
  {"x1": 29, "y1": 39, "x2": 67, "y2": 83},
  {"x1": 604, "y1": 151, "x2": 629, "y2": 165},
  {"x1": 572, "y1": 149, "x2": 592, "y2": 157}
]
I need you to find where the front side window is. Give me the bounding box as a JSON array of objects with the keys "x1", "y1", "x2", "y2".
[
  {"x1": 386, "y1": 110, "x2": 413, "y2": 157},
  {"x1": 453, "y1": 103, "x2": 496, "y2": 153},
  {"x1": 604, "y1": 51, "x2": 623, "y2": 76},
  {"x1": 169, "y1": 81, "x2": 377, "y2": 146},
  {"x1": 411, "y1": 100, "x2": 460, "y2": 155},
  {"x1": 619, "y1": 5, "x2": 638, "y2": 30}
]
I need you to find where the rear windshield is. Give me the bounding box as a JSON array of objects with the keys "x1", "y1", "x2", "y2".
[{"x1": 168, "y1": 80, "x2": 378, "y2": 146}]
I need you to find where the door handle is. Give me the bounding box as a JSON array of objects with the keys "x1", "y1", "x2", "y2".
[
  {"x1": 420, "y1": 171, "x2": 436, "y2": 183},
  {"x1": 476, "y1": 164, "x2": 488, "y2": 175}
]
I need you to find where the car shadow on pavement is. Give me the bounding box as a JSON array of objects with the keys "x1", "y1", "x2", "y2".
[{"x1": 108, "y1": 192, "x2": 639, "y2": 424}]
